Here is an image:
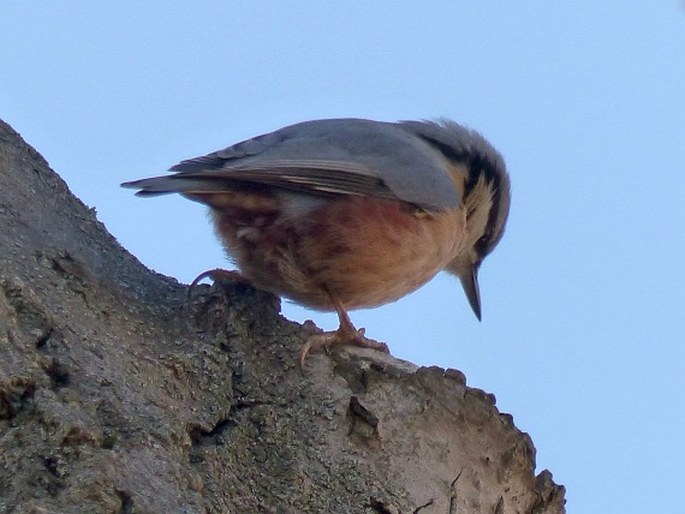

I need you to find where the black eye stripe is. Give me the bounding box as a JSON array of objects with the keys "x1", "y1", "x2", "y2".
[{"x1": 419, "y1": 134, "x2": 510, "y2": 259}]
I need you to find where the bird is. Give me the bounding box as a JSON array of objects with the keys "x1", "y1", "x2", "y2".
[{"x1": 122, "y1": 118, "x2": 511, "y2": 365}]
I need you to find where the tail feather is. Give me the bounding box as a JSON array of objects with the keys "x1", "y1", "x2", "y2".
[{"x1": 121, "y1": 175, "x2": 233, "y2": 197}]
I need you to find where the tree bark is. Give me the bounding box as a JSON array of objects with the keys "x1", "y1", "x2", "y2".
[{"x1": 0, "y1": 119, "x2": 565, "y2": 513}]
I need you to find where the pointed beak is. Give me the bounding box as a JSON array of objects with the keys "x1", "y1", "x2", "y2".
[{"x1": 459, "y1": 266, "x2": 482, "y2": 321}]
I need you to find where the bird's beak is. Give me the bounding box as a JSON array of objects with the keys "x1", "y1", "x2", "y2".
[{"x1": 459, "y1": 266, "x2": 482, "y2": 321}]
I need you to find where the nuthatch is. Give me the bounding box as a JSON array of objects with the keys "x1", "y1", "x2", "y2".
[{"x1": 122, "y1": 118, "x2": 511, "y2": 363}]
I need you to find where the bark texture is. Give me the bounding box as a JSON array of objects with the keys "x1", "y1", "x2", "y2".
[{"x1": 0, "y1": 119, "x2": 565, "y2": 513}]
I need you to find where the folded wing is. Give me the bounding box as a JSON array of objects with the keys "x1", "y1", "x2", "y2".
[{"x1": 122, "y1": 118, "x2": 463, "y2": 211}]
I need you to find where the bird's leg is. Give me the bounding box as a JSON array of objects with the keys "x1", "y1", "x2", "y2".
[{"x1": 299, "y1": 295, "x2": 390, "y2": 367}]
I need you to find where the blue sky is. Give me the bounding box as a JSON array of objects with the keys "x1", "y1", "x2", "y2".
[{"x1": 2, "y1": 3, "x2": 684, "y2": 512}]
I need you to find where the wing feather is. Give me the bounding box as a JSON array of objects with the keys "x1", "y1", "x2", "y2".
[{"x1": 124, "y1": 119, "x2": 466, "y2": 210}]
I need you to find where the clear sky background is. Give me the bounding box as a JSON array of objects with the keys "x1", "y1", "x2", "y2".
[{"x1": 2, "y1": 2, "x2": 684, "y2": 512}]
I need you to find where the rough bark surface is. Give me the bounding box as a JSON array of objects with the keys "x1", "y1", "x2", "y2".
[{"x1": 0, "y1": 119, "x2": 565, "y2": 514}]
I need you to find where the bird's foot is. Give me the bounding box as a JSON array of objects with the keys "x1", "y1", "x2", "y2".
[
  {"x1": 187, "y1": 268, "x2": 252, "y2": 299},
  {"x1": 299, "y1": 325, "x2": 389, "y2": 368}
]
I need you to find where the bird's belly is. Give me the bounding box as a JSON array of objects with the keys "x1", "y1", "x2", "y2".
[{"x1": 213, "y1": 197, "x2": 465, "y2": 311}]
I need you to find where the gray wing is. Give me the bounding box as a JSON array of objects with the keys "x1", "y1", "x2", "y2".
[{"x1": 123, "y1": 118, "x2": 462, "y2": 211}]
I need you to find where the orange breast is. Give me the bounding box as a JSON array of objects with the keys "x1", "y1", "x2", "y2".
[{"x1": 211, "y1": 195, "x2": 466, "y2": 311}]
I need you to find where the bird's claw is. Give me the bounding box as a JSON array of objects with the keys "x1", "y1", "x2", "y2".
[
  {"x1": 298, "y1": 327, "x2": 389, "y2": 369},
  {"x1": 187, "y1": 268, "x2": 250, "y2": 300}
]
